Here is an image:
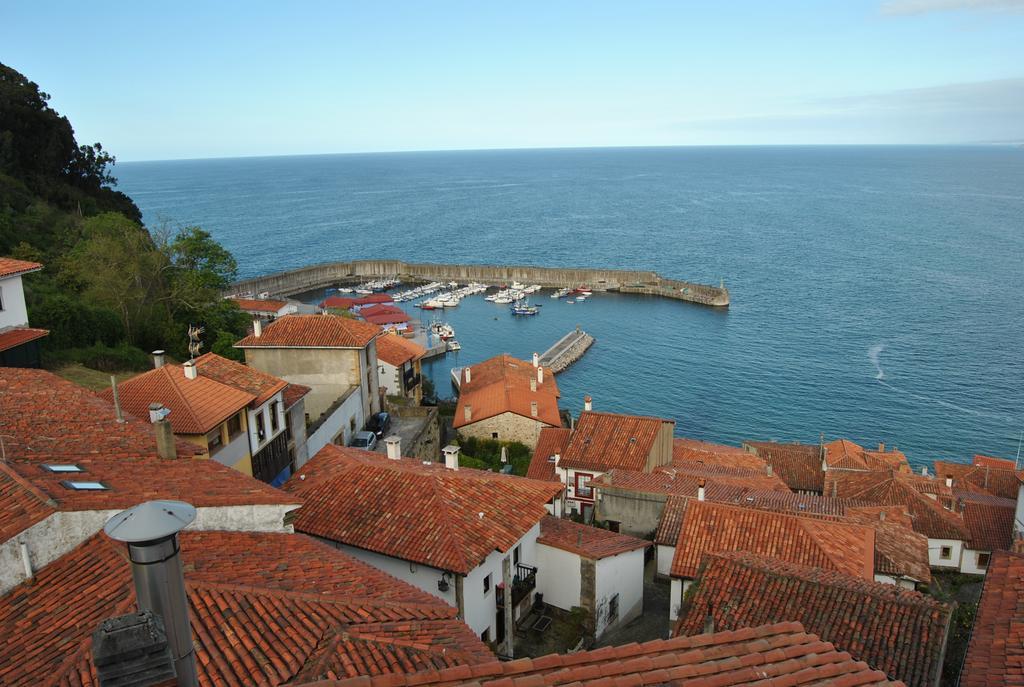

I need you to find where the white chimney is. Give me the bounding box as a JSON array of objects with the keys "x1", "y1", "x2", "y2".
[
  {"x1": 533, "y1": 352, "x2": 539, "y2": 368},
  {"x1": 152, "y1": 350, "x2": 166, "y2": 369},
  {"x1": 253, "y1": 318, "x2": 262, "y2": 338},
  {"x1": 766, "y1": 465, "x2": 773, "y2": 477},
  {"x1": 584, "y1": 395, "x2": 592, "y2": 412},
  {"x1": 530, "y1": 377, "x2": 537, "y2": 392},
  {"x1": 464, "y1": 405, "x2": 472, "y2": 422},
  {"x1": 537, "y1": 366, "x2": 544, "y2": 385},
  {"x1": 531, "y1": 401, "x2": 538, "y2": 418},
  {"x1": 183, "y1": 361, "x2": 197, "y2": 380},
  {"x1": 945, "y1": 475, "x2": 953, "y2": 488},
  {"x1": 464, "y1": 366, "x2": 471, "y2": 384},
  {"x1": 443, "y1": 445, "x2": 460, "y2": 470},
  {"x1": 697, "y1": 479, "x2": 706, "y2": 502},
  {"x1": 878, "y1": 442, "x2": 885, "y2": 452},
  {"x1": 384, "y1": 435, "x2": 401, "y2": 460},
  {"x1": 553, "y1": 453, "x2": 560, "y2": 467},
  {"x1": 921, "y1": 466, "x2": 928, "y2": 476}
]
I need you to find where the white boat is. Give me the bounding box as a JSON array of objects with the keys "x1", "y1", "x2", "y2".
[
  {"x1": 447, "y1": 340, "x2": 461, "y2": 351},
  {"x1": 443, "y1": 298, "x2": 460, "y2": 307},
  {"x1": 566, "y1": 299, "x2": 575, "y2": 304},
  {"x1": 355, "y1": 289, "x2": 373, "y2": 295},
  {"x1": 493, "y1": 295, "x2": 514, "y2": 304},
  {"x1": 338, "y1": 287, "x2": 354, "y2": 294},
  {"x1": 551, "y1": 287, "x2": 570, "y2": 298}
]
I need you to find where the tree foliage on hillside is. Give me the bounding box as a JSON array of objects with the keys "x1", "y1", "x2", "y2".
[{"x1": 0, "y1": 61, "x2": 248, "y2": 366}]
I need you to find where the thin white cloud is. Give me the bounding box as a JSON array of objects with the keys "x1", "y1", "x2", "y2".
[{"x1": 881, "y1": 0, "x2": 1024, "y2": 15}]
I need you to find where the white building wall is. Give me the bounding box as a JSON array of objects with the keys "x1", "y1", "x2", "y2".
[
  {"x1": 332, "y1": 542, "x2": 457, "y2": 606},
  {"x1": 669, "y1": 578, "x2": 685, "y2": 622},
  {"x1": 1015, "y1": 483, "x2": 1024, "y2": 538},
  {"x1": 874, "y1": 573, "x2": 917, "y2": 590},
  {"x1": 656, "y1": 544, "x2": 675, "y2": 577},
  {"x1": 287, "y1": 401, "x2": 309, "y2": 468},
  {"x1": 0, "y1": 503, "x2": 298, "y2": 595},
  {"x1": 593, "y1": 548, "x2": 645, "y2": 638},
  {"x1": 377, "y1": 360, "x2": 403, "y2": 397},
  {"x1": 0, "y1": 274, "x2": 30, "y2": 329},
  {"x1": 554, "y1": 466, "x2": 606, "y2": 516},
  {"x1": 959, "y1": 548, "x2": 992, "y2": 575},
  {"x1": 247, "y1": 391, "x2": 287, "y2": 454},
  {"x1": 929, "y1": 538, "x2": 964, "y2": 569},
  {"x1": 536, "y1": 544, "x2": 582, "y2": 611},
  {"x1": 305, "y1": 386, "x2": 365, "y2": 460}
]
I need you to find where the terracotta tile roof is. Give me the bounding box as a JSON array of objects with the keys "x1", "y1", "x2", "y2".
[
  {"x1": 322, "y1": 295, "x2": 356, "y2": 310},
  {"x1": 935, "y1": 460, "x2": 1020, "y2": 500},
  {"x1": 301, "y1": 621, "x2": 905, "y2": 687},
  {"x1": 0, "y1": 530, "x2": 492, "y2": 687},
  {"x1": 589, "y1": 466, "x2": 783, "y2": 500},
  {"x1": 0, "y1": 462, "x2": 56, "y2": 541},
  {"x1": 962, "y1": 549, "x2": 1024, "y2": 686},
  {"x1": 283, "y1": 445, "x2": 563, "y2": 574},
  {"x1": 99, "y1": 363, "x2": 256, "y2": 435},
  {"x1": 962, "y1": 500, "x2": 1015, "y2": 551},
  {"x1": 0, "y1": 257, "x2": 42, "y2": 279},
  {"x1": 230, "y1": 297, "x2": 287, "y2": 314},
  {"x1": 714, "y1": 488, "x2": 858, "y2": 516},
  {"x1": 192, "y1": 351, "x2": 288, "y2": 406},
  {"x1": 824, "y1": 438, "x2": 870, "y2": 470},
  {"x1": 827, "y1": 470, "x2": 971, "y2": 541},
  {"x1": 654, "y1": 496, "x2": 692, "y2": 545},
  {"x1": 670, "y1": 500, "x2": 875, "y2": 580},
  {"x1": 526, "y1": 427, "x2": 572, "y2": 481},
  {"x1": 744, "y1": 441, "x2": 825, "y2": 492},
  {"x1": 538, "y1": 515, "x2": 649, "y2": 559},
  {"x1": 846, "y1": 506, "x2": 932, "y2": 584},
  {"x1": 954, "y1": 488, "x2": 1017, "y2": 508},
  {"x1": 974, "y1": 454, "x2": 1017, "y2": 470},
  {"x1": 672, "y1": 438, "x2": 768, "y2": 471},
  {"x1": 558, "y1": 411, "x2": 672, "y2": 473},
  {"x1": 236, "y1": 313, "x2": 380, "y2": 349},
  {"x1": 674, "y1": 552, "x2": 952, "y2": 687},
  {"x1": 0, "y1": 327, "x2": 48, "y2": 352},
  {"x1": 454, "y1": 354, "x2": 561, "y2": 430},
  {"x1": 375, "y1": 333, "x2": 426, "y2": 367},
  {"x1": 672, "y1": 437, "x2": 750, "y2": 454},
  {"x1": 0, "y1": 367, "x2": 203, "y2": 460},
  {"x1": 283, "y1": 382, "x2": 312, "y2": 408}
]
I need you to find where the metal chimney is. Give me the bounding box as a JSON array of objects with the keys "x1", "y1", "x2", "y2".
[
  {"x1": 152, "y1": 350, "x2": 166, "y2": 369},
  {"x1": 104, "y1": 501, "x2": 198, "y2": 687}
]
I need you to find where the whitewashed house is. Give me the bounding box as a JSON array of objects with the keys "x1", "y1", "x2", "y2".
[
  {"x1": 283, "y1": 441, "x2": 564, "y2": 654},
  {"x1": 0, "y1": 257, "x2": 48, "y2": 368},
  {"x1": 535, "y1": 515, "x2": 649, "y2": 639}
]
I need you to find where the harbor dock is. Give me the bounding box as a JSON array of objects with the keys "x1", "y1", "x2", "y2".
[{"x1": 538, "y1": 327, "x2": 594, "y2": 373}]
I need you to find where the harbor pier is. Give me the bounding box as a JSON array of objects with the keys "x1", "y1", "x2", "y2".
[
  {"x1": 228, "y1": 259, "x2": 730, "y2": 308},
  {"x1": 539, "y1": 328, "x2": 594, "y2": 373}
]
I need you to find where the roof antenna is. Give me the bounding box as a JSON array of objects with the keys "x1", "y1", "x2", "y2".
[{"x1": 187, "y1": 324, "x2": 204, "y2": 363}]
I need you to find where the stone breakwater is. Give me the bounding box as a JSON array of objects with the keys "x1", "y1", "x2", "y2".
[
  {"x1": 541, "y1": 331, "x2": 596, "y2": 374},
  {"x1": 230, "y1": 260, "x2": 730, "y2": 307}
]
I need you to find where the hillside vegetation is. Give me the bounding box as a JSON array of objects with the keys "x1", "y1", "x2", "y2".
[{"x1": 0, "y1": 62, "x2": 247, "y2": 368}]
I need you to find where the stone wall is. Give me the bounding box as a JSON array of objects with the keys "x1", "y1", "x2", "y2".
[
  {"x1": 595, "y1": 486, "x2": 668, "y2": 538},
  {"x1": 228, "y1": 260, "x2": 729, "y2": 307},
  {"x1": 457, "y1": 411, "x2": 551, "y2": 450}
]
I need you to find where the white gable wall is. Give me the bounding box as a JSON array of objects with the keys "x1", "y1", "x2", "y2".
[
  {"x1": 594, "y1": 548, "x2": 645, "y2": 637},
  {"x1": 0, "y1": 274, "x2": 29, "y2": 329}
]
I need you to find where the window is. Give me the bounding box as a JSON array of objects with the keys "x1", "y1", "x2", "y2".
[
  {"x1": 206, "y1": 426, "x2": 224, "y2": 453},
  {"x1": 0, "y1": 285, "x2": 4, "y2": 310},
  {"x1": 226, "y1": 413, "x2": 243, "y2": 439},
  {"x1": 60, "y1": 481, "x2": 108, "y2": 491},
  {"x1": 491, "y1": 432, "x2": 499, "y2": 439},
  {"x1": 608, "y1": 594, "x2": 619, "y2": 624},
  {"x1": 270, "y1": 401, "x2": 280, "y2": 432},
  {"x1": 977, "y1": 552, "x2": 991, "y2": 568},
  {"x1": 483, "y1": 574, "x2": 491, "y2": 594},
  {"x1": 41, "y1": 464, "x2": 84, "y2": 473},
  {"x1": 940, "y1": 546, "x2": 952, "y2": 560},
  {"x1": 513, "y1": 545, "x2": 521, "y2": 565},
  {"x1": 256, "y1": 412, "x2": 266, "y2": 441},
  {"x1": 575, "y1": 473, "x2": 594, "y2": 500}
]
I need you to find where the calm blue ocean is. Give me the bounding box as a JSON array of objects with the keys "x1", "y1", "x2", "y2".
[{"x1": 116, "y1": 146, "x2": 1024, "y2": 468}]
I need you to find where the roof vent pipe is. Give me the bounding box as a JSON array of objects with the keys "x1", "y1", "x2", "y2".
[
  {"x1": 104, "y1": 501, "x2": 199, "y2": 687},
  {"x1": 253, "y1": 318, "x2": 262, "y2": 338},
  {"x1": 152, "y1": 350, "x2": 166, "y2": 369},
  {"x1": 584, "y1": 395, "x2": 592, "y2": 412},
  {"x1": 533, "y1": 352, "x2": 539, "y2": 368},
  {"x1": 464, "y1": 366, "x2": 471, "y2": 384},
  {"x1": 537, "y1": 366, "x2": 544, "y2": 385},
  {"x1": 530, "y1": 401, "x2": 538, "y2": 418},
  {"x1": 149, "y1": 403, "x2": 177, "y2": 460},
  {"x1": 384, "y1": 435, "x2": 402, "y2": 461},
  {"x1": 697, "y1": 479, "x2": 706, "y2": 502},
  {"x1": 443, "y1": 445, "x2": 460, "y2": 471}
]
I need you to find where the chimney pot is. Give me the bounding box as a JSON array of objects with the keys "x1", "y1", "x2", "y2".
[
  {"x1": 697, "y1": 479, "x2": 706, "y2": 501},
  {"x1": 530, "y1": 377, "x2": 537, "y2": 392},
  {"x1": 584, "y1": 395, "x2": 592, "y2": 412},
  {"x1": 464, "y1": 366, "x2": 471, "y2": 384},
  {"x1": 182, "y1": 361, "x2": 197, "y2": 380},
  {"x1": 92, "y1": 611, "x2": 176, "y2": 687},
  {"x1": 443, "y1": 445, "x2": 460, "y2": 471},
  {"x1": 152, "y1": 350, "x2": 166, "y2": 369},
  {"x1": 921, "y1": 466, "x2": 928, "y2": 476},
  {"x1": 878, "y1": 442, "x2": 885, "y2": 452},
  {"x1": 530, "y1": 401, "x2": 538, "y2": 418},
  {"x1": 537, "y1": 366, "x2": 544, "y2": 385},
  {"x1": 533, "y1": 352, "x2": 539, "y2": 368},
  {"x1": 253, "y1": 318, "x2": 262, "y2": 338},
  {"x1": 149, "y1": 403, "x2": 177, "y2": 460},
  {"x1": 384, "y1": 435, "x2": 402, "y2": 460}
]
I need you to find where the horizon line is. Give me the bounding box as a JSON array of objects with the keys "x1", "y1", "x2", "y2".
[{"x1": 117, "y1": 141, "x2": 1022, "y2": 165}]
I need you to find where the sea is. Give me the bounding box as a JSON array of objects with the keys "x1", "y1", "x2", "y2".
[{"x1": 116, "y1": 146, "x2": 1024, "y2": 469}]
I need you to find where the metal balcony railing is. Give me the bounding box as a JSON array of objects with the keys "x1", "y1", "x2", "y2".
[{"x1": 496, "y1": 564, "x2": 538, "y2": 608}]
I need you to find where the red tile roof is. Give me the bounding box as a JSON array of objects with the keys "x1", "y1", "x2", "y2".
[
  {"x1": 0, "y1": 367, "x2": 203, "y2": 460},
  {"x1": 0, "y1": 257, "x2": 42, "y2": 279},
  {"x1": 538, "y1": 515, "x2": 649, "y2": 559},
  {"x1": 713, "y1": 488, "x2": 857, "y2": 516},
  {"x1": 558, "y1": 411, "x2": 672, "y2": 473},
  {"x1": 670, "y1": 500, "x2": 876, "y2": 580},
  {"x1": 375, "y1": 333, "x2": 426, "y2": 367},
  {"x1": 826, "y1": 470, "x2": 971, "y2": 541},
  {"x1": 962, "y1": 500, "x2": 1015, "y2": 551},
  {"x1": 364, "y1": 311, "x2": 411, "y2": 326},
  {"x1": 230, "y1": 297, "x2": 287, "y2": 314},
  {"x1": 0, "y1": 327, "x2": 48, "y2": 353},
  {"x1": 962, "y1": 549, "x2": 1024, "y2": 686},
  {"x1": 526, "y1": 427, "x2": 572, "y2": 481},
  {"x1": 283, "y1": 382, "x2": 312, "y2": 408},
  {"x1": 99, "y1": 363, "x2": 256, "y2": 435},
  {"x1": 674, "y1": 552, "x2": 952, "y2": 687},
  {"x1": 301, "y1": 621, "x2": 905, "y2": 687},
  {"x1": 454, "y1": 354, "x2": 561, "y2": 430},
  {"x1": 974, "y1": 454, "x2": 1017, "y2": 470},
  {"x1": 0, "y1": 462, "x2": 56, "y2": 542},
  {"x1": 744, "y1": 441, "x2": 825, "y2": 493},
  {"x1": 654, "y1": 496, "x2": 691, "y2": 546},
  {"x1": 322, "y1": 295, "x2": 357, "y2": 310},
  {"x1": 935, "y1": 460, "x2": 1020, "y2": 500},
  {"x1": 283, "y1": 445, "x2": 563, "y2": 574},
  {"x1": 589, "y1": 466, "x2": 784, "y2": 500},
  {"x1": 236, "y1": 314, "x2": 380, "y2": 349},
  {"x1": 193, "y1": 351, "x2": 288, "y2": 406},
  {"x1": 845, "y1": 506, "x2": 933, "y2": 584},
  {"x1": 672, "y1": 438, "x2": 767, "y2": 471},
  {"x1": 0, "y1": 530, "x2": 492, "y2": 687}
]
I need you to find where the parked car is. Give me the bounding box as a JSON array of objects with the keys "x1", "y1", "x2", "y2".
[
  {"x1": 350, "y1": 430, "x2": 378, "y2": 451},
  {"x1": 367, "y1": 411, "x2": 392, "y2": 438}
]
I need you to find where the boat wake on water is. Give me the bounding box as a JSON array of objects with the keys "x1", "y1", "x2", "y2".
[{"x1": 868, "y1": 343, "x2": 1019, "y2": 423}]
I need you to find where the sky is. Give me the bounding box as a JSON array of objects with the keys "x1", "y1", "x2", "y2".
[{"x1": 3, "y1": 0, "x2": 1023, "y2": 160}]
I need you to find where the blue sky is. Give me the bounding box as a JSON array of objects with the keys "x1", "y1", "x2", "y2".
[{"x1": 3, "y1": 0, "x2": 1023, "y2": 160}]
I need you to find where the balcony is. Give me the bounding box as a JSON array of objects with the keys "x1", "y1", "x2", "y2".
[{"x1": 496, "y1": 563, "x2": 537, "y2": 608}]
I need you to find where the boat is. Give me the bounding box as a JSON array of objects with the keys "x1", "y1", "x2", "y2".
[
  {"x1": 447, "y1": 340, "x2": 461, "y2": 351},
  {"x1": 551, "y1": 287, "x2": 571, "y2": 298},
  {"x1": 566, "y1": 299, "x2": 575, "y2": 304},
  {"x1": 338, "y1": 287, "x2": 354, "y2": 294},
  {"x1": 420, "y1": 299, "x2": 444, "y2": 310},
  {"x1": 510, "y1": 298, "x2": 539, "y2": 316},
  {"x1": 431, "y1": 322, "x2": 456, "y2": 340},
  {"x1": 443, "y1": 297, "x2": 460, "y2": 307},
  {"x1": 493, "y1": 295, "x2": 514, "y2": 304},
  {"x1": 355, "y1": 289, "x2": 373, "y2": 295}
]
